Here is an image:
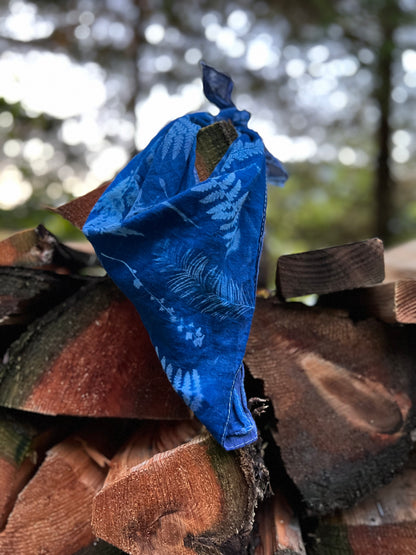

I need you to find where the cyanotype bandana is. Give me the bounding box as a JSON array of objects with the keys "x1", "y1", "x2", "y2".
[{"x1": 83, "y1": 64, "x2": 287, "y2": 450}]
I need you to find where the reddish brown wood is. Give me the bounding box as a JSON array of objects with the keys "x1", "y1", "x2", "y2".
[
  {"x1": 93, "y1": 424, "x2": 268, "y2": 554},
  {"x1": 0, "y1": 408, "x2": 72, "y2": 530},
  {"x1": 244, "y1": 297, "x2": 416, "y2": 513},
  {"x1": 0, "y1": 279, "x2": 189, "y2": 420},
  {"x1": 275, "y1": 238, "x2": 385, "y2": 298},
  {"x1": 0, "y1": 434, "x2": 108, "y2": 554},
  {"x1": 50, "y1": 181, "x2": 111, "y2": 230},
  {"x1": 0, "y1": 225, "x2": 95, "y2": 272},
  {"x1": 253, "y1": 492, "x2": 306, "y2": 554}
]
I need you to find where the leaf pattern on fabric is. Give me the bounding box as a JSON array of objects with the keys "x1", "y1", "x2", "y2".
[
  {"x1": 161, "y1": 119, "x2": 198, "y2": 161},
  {"x1": 155, "y1": 247, "x2": 253, "y2": 321},
  {"x1": 157, "y1": 348, "x2": 203, "y2": 412},
  {"x1": 222, "y1": 139, "x2": 264, "y2": 171},
  {"x1": 111, "y1": 227, "x2": 144, "y2": 237},
  {"x1": 83, "y1": 63, "x2": 288, "y2": 451},
  {"x1": 100, "y1": 253, "x2": 177, "y2": 320},
  {"x1": 177, "y1": 318, "x2": 205, "y2": 346},
  {"x1": 194, "y1": 172, "x2": 249, "y2": 254},
  {"x1": 88, "y1": 176, "x2": 138, "y2": 232}
]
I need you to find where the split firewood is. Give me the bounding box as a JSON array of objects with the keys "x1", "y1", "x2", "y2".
[
  {"x1": 0, "y1": 407, "x2": 67, "y2": 530},
  {"x1": 195, "y1": 120, "x2": 238, "y2": 180},
  {"x1": 0, "y1": 266, "x2": 87, "y2": 327},
  {"x1": 311, "y1": 450, "x2": 416, "y2": 554},
  {"x1": 244, "y1": 297, "x2": 416, "y2": 514},
  {"x1": 0, "y1": 425, "x2": 116, "y2": 555},
  {"x1": 0, "y1": 278, "x2": 189, "y2": 420},
  {"x1": 93, "y1": 421, "x2": 269, "y2": 554},
  {"x1": 0, "y1": 225, "x2": 96, "y2": 273},
  {"x1": 275, "y1": 238, "x2": 385, "y2": 299},
  {"x1": 0, "y1": 266, "x2": 88, "y2": 356},
  {"x1": 252, "y1": 491, "x2": 306, "y2": 554},
  {"x1": 319, "y1": 279, "x2": 416, "y2": 324},
  {"x1": 50, "y1": 181, "x2": 112, "y2": 231},
  {"x1": 384, "y1": 239, "x2": 416, "y2": 282}
]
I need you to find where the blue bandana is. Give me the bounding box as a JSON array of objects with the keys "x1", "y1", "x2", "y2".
[{"x1": 83, "y1": 64, "x2": 287, "y2": 450}]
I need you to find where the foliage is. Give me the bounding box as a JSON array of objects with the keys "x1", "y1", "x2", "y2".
[{"x1": 0, "y1": 0, "x2": 415, "y2": 251}]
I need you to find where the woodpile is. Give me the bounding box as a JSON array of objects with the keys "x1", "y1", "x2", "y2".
[{"x1": 0, "y1": 123, "x2": 415, "y2": 553}]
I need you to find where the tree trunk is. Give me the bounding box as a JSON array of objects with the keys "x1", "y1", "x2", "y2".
[{"x1": 373, "y1": 3, "x2": 397, "y2": 244}]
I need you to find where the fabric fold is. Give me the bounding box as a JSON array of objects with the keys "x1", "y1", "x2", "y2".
[{"x1": 83, "y1": 64, "x2": 287, "y2": 450}]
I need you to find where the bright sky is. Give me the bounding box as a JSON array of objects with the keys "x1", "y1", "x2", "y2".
[{"x1": 1, "y1": 5, "x2": 416, "y2": 210}]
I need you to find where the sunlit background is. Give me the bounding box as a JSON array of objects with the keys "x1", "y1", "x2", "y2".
[{"x1": 0, "y1": 0, "x2": 415, "y2": 260}]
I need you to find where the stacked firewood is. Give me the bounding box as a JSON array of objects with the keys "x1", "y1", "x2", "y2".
[
  {"x1": 1, "y1": 224, "x2": 415, "y2": 555},
  {"x1": 1, "y1": 122, "x2": 415, "y2": 554}
]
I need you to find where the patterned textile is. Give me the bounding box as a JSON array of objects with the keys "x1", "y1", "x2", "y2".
[{"x1": 83, "y1": 64, "x2": 287, "y2": 450}]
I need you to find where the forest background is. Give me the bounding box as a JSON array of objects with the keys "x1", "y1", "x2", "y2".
[{"x1": 0, "y1": 0, "x2": 415, "y2": 275}]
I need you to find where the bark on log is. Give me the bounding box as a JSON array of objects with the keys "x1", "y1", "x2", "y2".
[
  {"x1": 319, "y1": 279, "x2": 416, "y2": 324},
  {"x1": 0, "y1": 278, "x2": 189, "y2": 419},
  {"x1": 311, "y1": 451, "x2": 416, "y2": 554},
  {"x1": 275, "y1": 238, "x2": 385, "y2": 299},
  {"x1": 244, "y1": 297, "x2": 416, "y2": 514},
  {"x1": 93, "y1": 422, "x2": 269, "y2": 554},
  {"x1": 0, "y1": 433, "x2": 108, "y2": 554}
]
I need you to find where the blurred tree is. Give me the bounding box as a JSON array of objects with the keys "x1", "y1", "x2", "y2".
[{"x1": 0, "y1": 0, "x2": 415, "y2": 249}]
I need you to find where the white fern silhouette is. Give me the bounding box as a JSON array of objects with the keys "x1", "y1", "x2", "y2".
[
  {"x1": 222, "y1": 139, "x2": 263, "y2": 171},
  {"x1": 156, "y1": 348, "x2": 204, "y2": 413},
  {"x1": 155, "y1": 247, "x2": 253, "y2": 321},
  {"x1": 161, "y1": 119, "x2": 198, "y2": 161},
  {"x1": 194, "y1": 172, "x2": 249, "y2": 254}
]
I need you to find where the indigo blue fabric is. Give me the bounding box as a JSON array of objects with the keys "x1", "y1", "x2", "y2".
[{"x1": 83, "y1": 65, "x2": 287, "y2": 450}]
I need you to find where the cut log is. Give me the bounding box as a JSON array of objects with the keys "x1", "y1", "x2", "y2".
[
  {"x1": 384, "y1": 239, "x2": 416, "y2": 282},
  {"x1": 0, "y1": 278, "x2": 189, "y2": 419},
  {"x1": 0, "y1": 431, "x2": 109, "y2": 554},
  {"x1": 93, "y1": 422, "x2": 269, "y2": 554},
  {"x1": 0, "y1": 266, "x2": 87, "y2": 327},
  {"x1": 0, "y1": 225, "x2": 96, "y2": 272},
  {"x1": 244, "y1": 297, "x2": 416, "y2": 514},
  {"x1": 275, "y1": 238, "x2": 385, "y2": 299},
  {"x1": 252, "y1": 491, "x2": 306, "y2": 554},
  {"x1": 319, "y1": 279, "x2": 416, "y2": 324},
  {"x1": 0, "y1": 408, "x2": 65, "y2": 530},
  {"x1": 50, "y1": 181, "x2": 112, "y2": 231},
  {"x1": 0, "y1": 266, "x2": 88, "y2": 356},
  {"x1": 311, "y1": 451, "x2": 416, "y2": 554}
]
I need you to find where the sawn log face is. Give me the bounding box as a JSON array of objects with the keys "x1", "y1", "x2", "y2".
[
  {"x1": 0, "y1": 279, "x2": 189, "y2": 419},
  {"x1": 93, "y1": 426, "x2": 268, "y2": 555},
  {"x1": 244, "y1": 297, "x2": 416, "y2": 514}
]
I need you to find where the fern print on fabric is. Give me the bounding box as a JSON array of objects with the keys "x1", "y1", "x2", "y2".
[
  {"x1": 157, "y1": 347, "x2": 203, "y2": 413},
  {"x1": 194, "y1": 172, "x2": 249, "y2": 254},
  {"x1": 155, "y1": 244, "x2": 253, "y2": 321},
  {"x1": 83, "y1": 63, "x2": 288, "y2": 451}
]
